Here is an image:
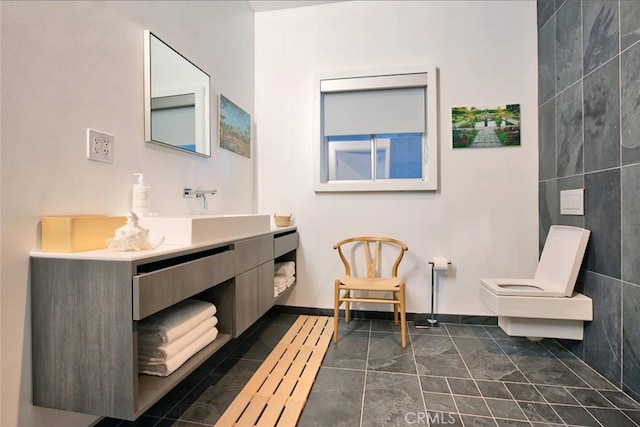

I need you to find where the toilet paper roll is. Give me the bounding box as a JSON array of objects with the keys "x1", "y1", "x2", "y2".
[{"x1": 433, "y1": 257, "x2": 450, "y2": 271}]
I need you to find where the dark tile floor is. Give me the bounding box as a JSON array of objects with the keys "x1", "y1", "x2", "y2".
[{"x1": 96, "y1": 311, "x2": 640, "y2": 427}]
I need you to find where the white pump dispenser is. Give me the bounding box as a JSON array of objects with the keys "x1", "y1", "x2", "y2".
[{"x1": 132, "y1": 173, "x2": 150, "y2": 217}]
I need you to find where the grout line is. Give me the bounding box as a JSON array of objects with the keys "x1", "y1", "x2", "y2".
[
  {"x1": 317, "y1": 365, "x2": 367, "y2": 373},
  {"x1": 541, "y1": 340, "x2": 619, "y2": 391},
  {"x1": 621, "y1": 33, "x2": 640, "y2": 57},
  {"x1": 618, "y1": 0, "x2": 626, "y2": 396},
  {"x1": 538, "y1": 3, "x2": 554, "y2": 34},
  {"x1": 531, "y1": 384, "x2": 604, "y2": 427},
  {"x1": 483, "y1": 328, "x2": 569, "y2": 425},
  {"x1": 539, "y1": 340, "x2": 640, "y2": 426},
  {"x1": 409, "y1": 323, "x2": 430, "y2": 421},
  {"x1": 580, "y1": 0, "x2": 585, "y2": 181},
  {"x1": 553, "y1": 2, "x2": 559, "y2": 189},
  {"x1": 149, "y1": 415, "x2": 169, "y2": 427},
  {"x1": 445, "y1": 326, "x2": 493, "y2": 427},
  {"x1": 358, "y1": 320, "x2": 371, "y2": 427}
]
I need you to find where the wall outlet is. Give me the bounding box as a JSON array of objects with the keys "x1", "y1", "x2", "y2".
[{"x1": 86, "y1": 128, "x2": 114, "y2": 163}]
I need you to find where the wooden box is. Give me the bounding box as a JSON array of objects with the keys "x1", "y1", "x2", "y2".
[{"x1": 41, "y1": 215, "x2": 127, "y2": 252}]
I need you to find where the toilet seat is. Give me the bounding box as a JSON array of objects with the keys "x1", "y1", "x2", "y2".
[
  {"x1": 481, "y1": 278, "x2": 565, "y2": 297},
  {"x1": 499, "y1": 285, "x2": 542, "y2": 291}
]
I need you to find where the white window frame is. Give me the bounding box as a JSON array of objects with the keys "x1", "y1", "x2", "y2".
[
  {"x1": 313, "y1": 65, "x2": 439, "y2": 192},
  {"x1": 328, "y1": 139, "x2": 391, "y2": 181}
]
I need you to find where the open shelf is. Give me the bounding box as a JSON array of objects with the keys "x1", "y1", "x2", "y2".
[
  {"x1": 136, "y1": 333, "x2": 231, "y2": 416},
  {"x1": 274, "y1": 280, "x2": 296, "y2": 305}
]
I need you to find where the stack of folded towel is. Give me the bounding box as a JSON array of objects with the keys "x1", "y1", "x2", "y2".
[
  {"x1": 138, "y1": 299, "x2": 219, "y2": 377},
  {"x1": 274, "y1": 261, "x2": 295, "y2": 297}
]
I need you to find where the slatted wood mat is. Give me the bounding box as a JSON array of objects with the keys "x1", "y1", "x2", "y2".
[{"x1": 216, "y1": 315, "x2": 333, "y2": 427}]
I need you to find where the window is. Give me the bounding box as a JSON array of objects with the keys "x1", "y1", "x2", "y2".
[{"x1": 313, "y1": 66, "x2": 438, "y2": 192}]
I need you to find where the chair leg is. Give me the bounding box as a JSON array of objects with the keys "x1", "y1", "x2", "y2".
[
  {"x1": 345, "y1": 290, "x2": 350, "y2": 323},
  {"x1": 400, "y1": 283, "x2": 407, "y2": 349},
  {"x1": 334, "y1": 280, "x2": 340, "y2": 343},
  {"x1": 393, "y1": 291, "x2": 399, "y2": 325}
]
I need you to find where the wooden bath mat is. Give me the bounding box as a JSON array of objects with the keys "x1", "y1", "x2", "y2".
[{"x1": 216, "y1": 315, "x2": 333, "y2": 427}]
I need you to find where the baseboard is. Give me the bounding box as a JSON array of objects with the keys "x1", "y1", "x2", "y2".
[{"x1": 272, "y1": 305, "x2": 497, "y2": 326}]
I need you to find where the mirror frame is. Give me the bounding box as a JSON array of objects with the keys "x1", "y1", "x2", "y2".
[{"x1": 144, "y1": 30, "x2": 211, "y2": 157}]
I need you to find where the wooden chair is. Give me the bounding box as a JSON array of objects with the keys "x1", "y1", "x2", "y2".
[{"x1": 333, "y1": 236, "x2": 409, "y2": 348}]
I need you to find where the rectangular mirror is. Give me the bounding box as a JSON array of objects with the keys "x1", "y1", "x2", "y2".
[{"x1": 144, "y1": 30, "x2": 211, "y2": 157}]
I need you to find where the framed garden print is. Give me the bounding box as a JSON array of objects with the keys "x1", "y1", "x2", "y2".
[{"x1": 452, "y1": 104, "x2": 521, "y2": 149}]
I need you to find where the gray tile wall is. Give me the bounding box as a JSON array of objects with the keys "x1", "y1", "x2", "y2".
[{"x1": 537, "y1": 0, "x2": 640, "y2": 401}]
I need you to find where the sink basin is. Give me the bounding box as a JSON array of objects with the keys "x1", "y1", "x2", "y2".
[{"x1": 138, "y1": 214, "x2": 270, "y2": 245}]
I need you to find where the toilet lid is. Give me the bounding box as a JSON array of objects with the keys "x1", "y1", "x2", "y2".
[{"x1": 535, "y1": 225, "x2": 590, "y2": 297}]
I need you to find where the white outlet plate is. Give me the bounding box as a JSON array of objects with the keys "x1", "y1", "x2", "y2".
[{"x1": 86, "y1": 128, "x2": 114, "y2": 163}]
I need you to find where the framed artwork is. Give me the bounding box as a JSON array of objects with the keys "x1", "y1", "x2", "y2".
[
  {"x1": 219, "y1": 94, "x2": 251, "y2": 158},
  {"x1": 452, "y1": 104, "x2": 521, "y2": 149}
]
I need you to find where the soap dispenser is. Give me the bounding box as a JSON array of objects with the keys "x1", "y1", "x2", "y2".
[{"x1": 132, "y1": 173, "x2": 150, "y2": 217}]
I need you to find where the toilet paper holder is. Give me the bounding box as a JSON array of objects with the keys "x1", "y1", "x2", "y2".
[{"x1": 415, "y1": 258, "x2": 451, "y2": 328}]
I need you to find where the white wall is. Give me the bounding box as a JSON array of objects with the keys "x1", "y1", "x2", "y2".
[
  {"x1": 0, "y1": 1, "x2": 539, "y2": 425},
  {"x1": 0, "y1": 1, "x2": 254, "y2": 426},
  {"x1": 255, "y1": 1, "x2": 539, "y2": 314}
]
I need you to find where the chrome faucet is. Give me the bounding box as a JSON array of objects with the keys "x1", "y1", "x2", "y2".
[{"x1": 183, "y1": 188, "x2": 217, "y2": 209}]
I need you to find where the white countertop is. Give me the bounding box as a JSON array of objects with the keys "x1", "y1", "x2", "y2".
[{"x1": 31, "y1": 225, "x2": 297, "y2": 261}]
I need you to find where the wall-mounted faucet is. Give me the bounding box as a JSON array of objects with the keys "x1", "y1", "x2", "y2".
[{"x1": 184, "y1": 188, "x2": 217, "y2": 209}]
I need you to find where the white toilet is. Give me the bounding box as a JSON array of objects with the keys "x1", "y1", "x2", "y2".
[{"x1": 480, "y1": 225, "x2": 592, "y2": 341}]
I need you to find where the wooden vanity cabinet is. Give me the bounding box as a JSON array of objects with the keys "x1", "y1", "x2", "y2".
[
  {"x1": 30, "y1": 244, "x2": 236, "y2": 420},
  {"x1": 30, "y1": 228, "x2": 298, "y2": 421},
  {"x1": 31, "y1": 257, "x2": 139, "y2": 419},
  {"x1": 273, "y1": 229, "x2": 299, "y2": 304},
  {"x1": 233, "y1": 235, "x2": 275, "y2": 336},
  {"x1": 234, "y1": 261, "x2": 275, "y2": 336},
  {"x1": 232, "y1": 230, "x2": 299, "y2": 335},
  {"x1": 274, "y1": 230, "x2": 298, "y2": 259}
]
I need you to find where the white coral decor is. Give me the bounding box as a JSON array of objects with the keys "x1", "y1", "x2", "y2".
[{"x1": 106, "y1": 212, "x2": 164, "y2": 251}]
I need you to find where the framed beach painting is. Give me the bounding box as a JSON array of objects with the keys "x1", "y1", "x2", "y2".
[
  {"x1": 219, "y1": 94, "x2": 251, "y2": 158},
  {"x1": 452, "y1": 103, "x2": 521, "y2": 149}
]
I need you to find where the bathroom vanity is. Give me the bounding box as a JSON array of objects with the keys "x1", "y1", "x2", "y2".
[{"x1": 30, "y1": 227, "x2": 298, "y2": 420}]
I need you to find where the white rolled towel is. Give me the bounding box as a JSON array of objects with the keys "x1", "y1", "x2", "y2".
[
  {"x1": 274, "y1": 275, "x2": 295, "y2": 291},
  {"x1": 274, "y1": 275, "x2": 290, "y2": 287},
  {"x1": 138, "y1": 299, "x2": 217, "y2": 344},
  {"x1": 274, "y1": 261, "x2": 295, "y2": 277},
  {"x1": 285, "y1": 275, "x2": 295, "y2": 288},
  {"x1": 138, "y1": 316, "x2": 218, "y2": 361},
  {"x1": 138, "y1": 326, "x2": 219, "y2": 377}
]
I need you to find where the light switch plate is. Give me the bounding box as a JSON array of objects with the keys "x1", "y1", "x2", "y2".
[{"x1": 560, "y1": 188, "x2": 584, "y2": 215}]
